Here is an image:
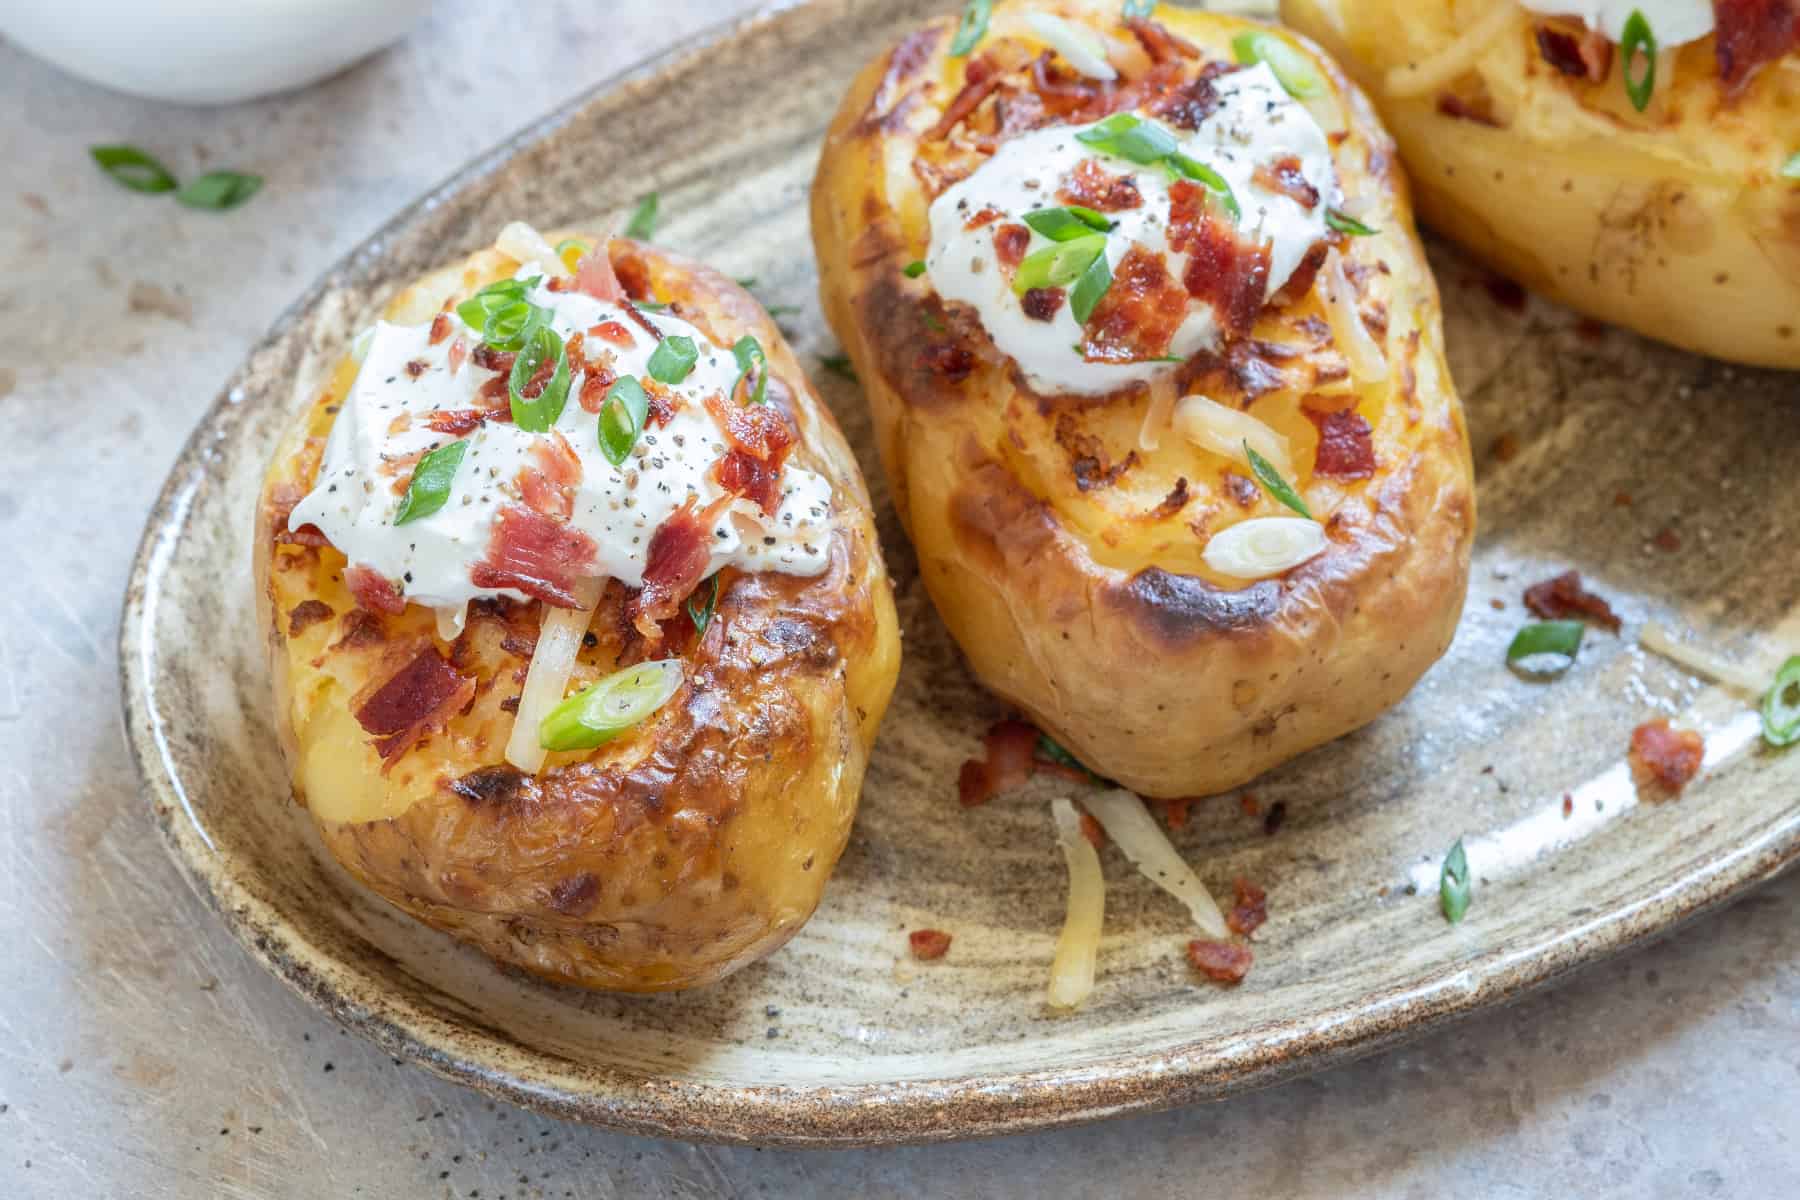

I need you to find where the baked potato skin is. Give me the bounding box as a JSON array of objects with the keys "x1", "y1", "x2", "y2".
[
  {"x1": 812, "y1": 0, "x2": 1475, "y2": 799},
  {"x1": 1284, "y1": 0, "x2": 1800, "y2": 369},
  {"x1": 255, "y1": 237, "x2": 900, "y2": 992}
]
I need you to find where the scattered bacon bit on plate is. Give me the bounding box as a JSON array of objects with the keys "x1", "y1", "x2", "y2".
[
  {"x1": 1226, "y1": 877, "x2": 1267, "y2": 937},
  {"x1": 1263, "y1": 800, "x2": 1287, "y2": 837},
  {"x1": 1186, "y1": 938, "x2": 1253, "y2": 984},
  {"x1": 1652, "y1": 527, "x2": 1682, "y2": 553},
  {"x1": 1490, "y1": 432, "x2": 1520, "y2": 463},
  {"x1": 908, "y1": 929, "x2": 953, "y2": 961},
  {"x1": 1523, "y1": 570, "x2": 1621, "y2": 633},
  {"x1": 1482, "y1": 274, "x2": 1527, "y2": 312},
  {"x1": 957, "y1": 719, "x2": 1041, "y2": 807},
  {"x1": 1562, "y1": 792, "x2": 1574, "y2": 817},
  {"x1": 1237, "y1": 793, "x2": 1259, "y2": 817},
  {"x1": 1161, "y1": 796, "x2": 1194, "y2": 829},
  {"x1": 1629, "y1": 719, "x2": 1705, "y2": 796}
]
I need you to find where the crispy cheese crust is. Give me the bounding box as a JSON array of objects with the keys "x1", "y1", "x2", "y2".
[
  {"x1": 812, "y1": 0, "x2": 1474, "y2": 798},
  {"x1": 255, "y1": 237, "x2": 900, "y2": 992}
]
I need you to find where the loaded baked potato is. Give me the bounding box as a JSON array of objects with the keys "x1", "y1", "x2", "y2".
[
  {"x1": 256, "y1": 224, "x2": 899, "y2": 991},
  {"x1": 1283, "y1": 0, "x2": 1800, "y2": 368},
  {"x1": 813, "y1": 0, "x2": 1474, "y2": 798}
]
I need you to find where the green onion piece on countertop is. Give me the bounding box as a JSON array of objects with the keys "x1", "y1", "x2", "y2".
[
  {"x1": 1440, "y1": 837, "x2": 1471, "y2": 924},
  {"x1": 176, "y1": 170, "x2": 262, "y2": 211},
  {"x1": 89, "y1": 145, "x2": 178, "y2": 193},
  {"x1": 1506, "y1": 620, "x2": 1586, "y2": 676}
]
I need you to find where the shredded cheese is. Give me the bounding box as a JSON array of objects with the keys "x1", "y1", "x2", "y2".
[
  {"x1": 1048, "y1": 797, "x2": 1106, "y2": 1011},
  {"x1": 1025, "y1": 12, "x2": 1119, "y2": 81},
  {"x1": 504, "y1": 577, "x2": 604, "y2": 773},
  {"x1": 1385, "y1": 2, "x2": 1525, "y2": 98},
  {"x1": 1639, "y1": 621, "x2": 1773, "y2": 698},
  {"x1": 1080, "y1": 789, "x2": 1229, "y2": 938}
]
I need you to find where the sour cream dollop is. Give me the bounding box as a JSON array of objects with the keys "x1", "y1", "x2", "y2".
[
  {"x1": 924, "y1": 62, "x2": 1338, "y2": 397},
  {"x1": 1517, "y1": 0, "x2": 1714, "y2": 45},
  {"x1": 290, "y1": 272, "x2": 833, "y2": 619}
]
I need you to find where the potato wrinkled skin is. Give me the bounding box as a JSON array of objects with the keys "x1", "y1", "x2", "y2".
[
  {"x1": 1284, "y1": 0, "x2": 1800, "y2": 369},
  {"x1": 255, "y1": 237, "x2": 900, "y2": 992},
  {"x1": 811, "y1": 0, "x2": 1474, "y2": 798}
]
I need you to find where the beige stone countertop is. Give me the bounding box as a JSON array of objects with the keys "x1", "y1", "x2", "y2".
[{"x1": 2, "y1": 2, "x2": 1796, "y2": 1196}]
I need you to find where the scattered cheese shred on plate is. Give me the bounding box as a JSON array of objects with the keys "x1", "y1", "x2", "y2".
[
  {"x1": 1048, "y1": 797, "x2": 1105, "y2": 1011},
  {"x1": 1080, "y1": 788, "x2": 1229, "y2": 939}
]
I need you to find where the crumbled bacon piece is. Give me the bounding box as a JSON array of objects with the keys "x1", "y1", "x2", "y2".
[
  {"x1": 957, "y1": 719, "x2": 1041, "y2": 807},
  {"x1": 470, "y1": 504, "x2": 598, "y2": 609},
  {"x1": 345, "y1": 565, "x2": 406, "y2": 615},
  {"x1": 425, "y1": 409, "x2": 489, "y2": 436},
  {"x1": 965, "y1": 205, "x2": 1006, "y2": 231},
  {"x1": 577, "y1": 363, "x2": 620, "y2": 414},
  {"x1": 1629, "y1": 719, "x2": 1705, "y2": 795},
  {"x1": 1252, "y1": 155, "x2": 1320, "y2": 210},
  {"x1": 447, "y1": 336, "x2": 469, "y2": 376},
  {"x1": 589, "y1": 320, "x2": 635, "y2": 348},
  {"x1": 1161, "y1": 797, "x2": 1194, "y2": 829},
  {"x1": 574, "y1": 245, "x2": 624, "y2": 302},
  {"x1": 1223, "y1": 470, "x2": 1259, "y2": 508},
  {"x1": 1030, "y1": 52, "x2": 1111, "y2": 119},
  {"x1": 1141, "y1": 61, "x2": 1227, "y2": 130},
  {"x1": 517, "y1": 431, "x2": 583, "y2": 521},
  {"x1": 1535, "y1": 22, "x2": 1613, "y2": 80},
  {"x1": 920, "y1": 342, "x2": 976, "y2": 382},
  {"x1": 1169, "y1": 180, "x2": 1269, "y2": 339},
  {"x1": 927, "y1": 52, "x2": 1004, "y2": 140},
  {"x1": 1436, "y1": 91, "x2": 1501, "y2": 126},
  {"x1": 1187, "y1": 939, "x2": 1253, "y2": 984},
  {"x1": 471, "y1": 344, "x2": 516, "y2": 374},
  {"x1": 1226, "y1": 877, "x2": 1267, "y2": 936},
  {"x1": 1125, "y1": 16, "x2": 1200, "y2": 64},
  {"x1": 286, "y1": 599, "x2": 334, "y2": 636},
  {"x1": 1059, "y1": 159, "x2": 1143, "y2": 212},
  {"x1": 1522, "y1": 571, "x2": 1621, "y2": 633},
  {"x1": 641, "y1": 377, "x2": 679, "y2": 429},
  {"x1": 428, "y1": 312, "x2": 452, "y2": 345},
  {"x1": 1022, "y1": 287, "x2": 1066, "y2": 322},
  {"x1": 908, "y1": 929, "x2": 953, "y2": 960},
  {"x1": 703, "y1": 392, "x2": 797, "y2": 515},
  {"x1": 1305, "y1": 407, "x2": 1376, "y2": 480},
  {"x1": 1652, "y1": 527, "x2": 1683, "y2": 553},
  {"x1": 351, "y1": 642, "x2": 475, "y2": 765},
  {"x1": 633, "y1": 495, "x2": 729, "y2": 639},
  {"x1": 1714, "y1": 0, "x2": 1799, "y2": 92},
  {"x1": 404, "y1": 358, "x2": 428, "y2": 380},
  {"x1": 1082, "y1": 246, "x2": 1190, "y2": 361},
  {"x1": 993, "y1": 223, "x2": 1031, "y2": 271}
]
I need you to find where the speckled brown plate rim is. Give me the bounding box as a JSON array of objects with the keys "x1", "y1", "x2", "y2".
[{"x1": 119, "y1": 0, "x2": 1800, "y2": 1148}]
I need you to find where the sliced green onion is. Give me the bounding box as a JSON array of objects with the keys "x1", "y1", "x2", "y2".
[
  {"x1": 688, "y1": 574, "x2": 723, "y2": 636},
  {"x1": 555, "y1": 238, "x2": 591, "y2": 274},
  {"x1": 1507, "y1": 620, "x2": 1586, "y2": 676},
  {"x1": 393, "y1": 440, "x2": 467, "y2": 526},
  {"x1": 175, "y1": 170, "x2": 262, "y2": 211},
  {"x1": 482, "y1": 299, "x2": 546, "y2": 352},
  {"x1": 539, "y1": 660, "x2": 684, "y2": 752},
  {"x1": 1122, "y1": 0, "x2": 1156, "y2": 17},
  {"x1": 1069, "y1": 250, "x2": 1113, "y2": 325},
  {"x1": 1013, "y1": 233, "x2": 1107, "y2": 295},
  {"x1": 732, "y1": 336, "x2": 769, "y2": 405},
  {"x1": 1023, "y1": 205, "x2": 1115, "y2": 242},
  {"x1": 1231, "y1": 31, "x2": 1326, "y2": 99},
  {"x1": 645, "y1": 334, "x2": 699, "y2": 385},
  {"x1": 509, "y1": 325, "x2": 571, "y2": 431},
  {"x1": 1440, "y1": 837, "x2": 1471, "y2": 924},
  {"x1": 903, "y1": 259, "x2": 928, "y2": 278},
  {"x1": 455, "y1": 279, "x2": 543, "y2": 349},
  {"x1": 735, "y1": 276, "x2": 759, "y2": 290},
  {"x1": 1075, "y1": 112, "x2": 1179, "y2": 165},
  {"x1": 1761, "y1": 656, "x2": 1800, "y2": 748},
  {"x1": 1325, "y1": 207, "x2": 1378, "y2": 237},
  {"x1": 89, "y1": 145, "x2": 177, "y2": 194},
  {"x1": 1169, "y1": 154, "x2": 1242, "y2": 223},
  {"x1": 1621, "y1": 10, "x2": 1656, "y2": 112},
  {"x1": 1245, "y1": 443, "x2": 1312, "y2": 519},
  {"x1": 1783, "y1": 152, "x2": 1800, "y2": 180},
  {"x1": 598, "y1": 376, "x2": 650, "y2": 465},
  {"x1": 624, "y1": 193, "x2": 659, "y2": 240},
  {"x1": 950, "y1": 0, "x2": 992, "y2": 56},
  {"x1": 819, "y1": 353, "x2": 857, "y2": 381}
]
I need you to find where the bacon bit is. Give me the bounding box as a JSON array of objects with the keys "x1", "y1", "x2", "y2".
[
  {"x1": 574, "y1": 245, "x2": 624, "y2": 302},
  {"x1": 1060, "y1": 158, "x2": 1143, "y2": 212},
  {"x1": 518, "y1": 431, "x2": 583, "y2": 521},
  {"x1": 428, "y1": 313, "x2": 452, "y2": 345},
  {"x1": 404, "y1": 358, "x2": 429, "y2": 380},
  {"x1": 589, "y1": 320, "x2": 635, "y2": 349},
  {"x1": 1523, "y1": 571, "x2": 1621, "y2": 632},
  {"x1": 705, "y1": 391, "x2": 796, "y2": 464},
  {"x1": 1436, "y1": 91, "x2": 1500, "y2": 126},
  {"x1": 1169, "y1": 180, "x2": 1269, "y2": 339},
  {"x1": 1222, "y1": 470, "x2": 1259, "y2": 509},
  {"x1": 1252, "y1": 155, "x2": 1320, "y2": 211},
  {"x1": 345, "y1": 565, "x2": 406, "y2": 615},
  {"x1": 351, "y1": 642, "x2": 475, "y2": 764},
  {"x1": 1083, "y1": 245, "x2": 1190, "y2": 361},
  {"x1": 1714, "y1": 0, "x2": 1799, "y2": 91},
  {"x1": 1306, "y1": 407, "x2": 1376, "y2": 480},
  {"x1": 715, "y1": 451, "x2": 782, "y2": 516},
  {"x1": 1145, "y1": 476, "x2": 1191, "y2": 521},
  {"x1": 1078, "y1": 811, "x2": 1106, "y2": 849},
  {"x1": 1030, "y1": 51, "x2": 1110, "y2": 119},
  {"x1": 920, "y1": 342, "x2": 976, "y2": 382},
  {"x1": 1141, "y1": 61, "x2": 1226, "y2": 130},
  {"x1": 577, "y1": 363, "x2": 620, "y2": 414},
  {"x1": 1226, "y1": 877, "x2": 1267, "y2": 936},
  {"x1": 1652, "y1": 527, "x2": 1683, "y2": 553},
  {"x1": 992, "y1": 223, "x2": 1032, "y2": 275},
  {"x1": 447, "y1": 336, "x2": 469, "y2": 376},
  {"x1": 957, "y1": 719, "x2": 1041, "y2": 807},
  {"x1": 282, "y1": 523, "x2": 330, "y2": 549},
  {"x1": 564, "y1": 331, "x2": 591, "y2": 376},
  {"x1": 1491, "y1": 432, "x2": 1521, "y2": 462},
  {"x1": 1629, "y1": 719, "x2": 1705, "y2": 795},
  {"x1": 620, "y1": 299, "x2": 663, "y2": 341},
  {"x1": 927, "y1": 53, "x2": 1004, "y2": 140},
  {"x1": 965, "y1": 205, "x2": 1006, "y2": 231},
  {"x1": 1021, "y1": 286, "x2": 1066, "y2": 322},
  {"x1": 1535, "y1": 22, "x2": 1614, "y2": 80},
  {"x1": 471, "y1": 344, "x2": 516, "y2": 374},
  {"x1": 1263, "y1": 800, "x2": 1287, "y2": 836},
  {"x1": 1125, "y1": 16, "x2": 1200, "y2": 64},
  {"x1": 286, "y1": 599, "x2": 334, "y2": 636},
  {"x1": 1484, "y1": 274, "x2": 1527, "y2": 313},
  {"x1": 1614, "y1": 490, "x2": 1634, "y2": 507},
  {"x1": 1238, "y1": 792, "x2": 1260, "y2": 817},
  {"x1": 425, "y1": 409, "x2": 489, "y2": 436},
  {"x1": 1271, "y1": 240, "x2": 1330, "y2": 307},
  {"x1": 633, "y1": 494, "x2": 729, "y2": 639},
  {"x1": 641, "y1": 377, "x2": 680, "y2": 429},
  {"x1": 1562, "y1": 792, "x2": 1575, "y2": 817},
  {"x1": 908, "y1": 929, "x2": 953, "y2": 961},
  {"x1": 470, "y1": 504, "x2": 598, "y2": 609},
  {"x1": 330, "y1": 609, "x2": 385, "y2": 652},
  {"x1": 1186, "y1": 938, "x2": 1253, "y2": 984},
  {"x1": 1161, "y1": 797, "x2": 1194, "y2": 829}
]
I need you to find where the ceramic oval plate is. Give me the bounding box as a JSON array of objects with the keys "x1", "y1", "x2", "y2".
[{"x1": 121, "y1": 0, "x2": 1800, "y2": 1148}]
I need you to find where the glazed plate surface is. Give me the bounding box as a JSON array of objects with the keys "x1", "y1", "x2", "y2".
[{"x1": 120, "y1": 0, "x2": 1800, "y2": 1146}]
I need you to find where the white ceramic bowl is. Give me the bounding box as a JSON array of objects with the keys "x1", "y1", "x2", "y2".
[{"x1": 1, "y1": 0, "x2": 433, "y2": 106}]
